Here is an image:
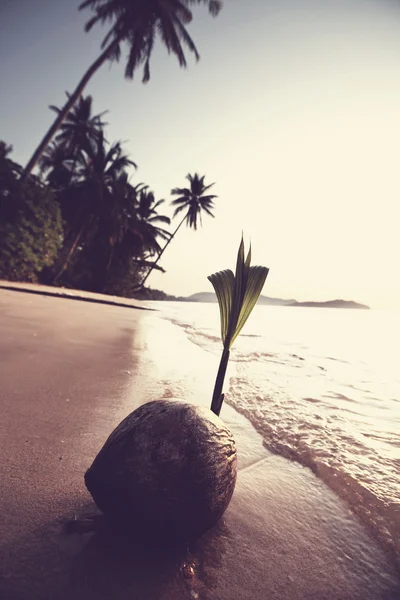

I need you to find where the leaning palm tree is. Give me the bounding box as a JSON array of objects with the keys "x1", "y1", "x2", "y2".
[
  {"x1": 139, "y1": 172, "x2": 216, "y2": 287},
  {"x1": 21, "y1": 0, "x2": 222, "y2": 180}
]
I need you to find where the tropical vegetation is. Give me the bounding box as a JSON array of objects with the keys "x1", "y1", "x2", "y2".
[
  {"x1": 0, "y1": 98, "x2": 217, "y2": 296},
  {"x1": 0, "y1": 143, "x2": 63, "y2": 283},
  {"x1": 1, "y1": 1, "x2": 223, "y2": 295}
]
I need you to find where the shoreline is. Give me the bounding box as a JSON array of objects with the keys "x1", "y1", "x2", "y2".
[
  {"x1": 146, "y1": 299, "x2": 400, "y2": 569},
  {"x1": 229, "y1": 396, "x2": 400, "y2": 570},
  {"x1": 132, "y1": 311, "x2": 400, "y2": 588},
  {"x1": 0, "y1": 289, "x2": 399, "y2": 599},
  {"x1": 0, "y1": 280, "x2": 149, "y2": 311}
]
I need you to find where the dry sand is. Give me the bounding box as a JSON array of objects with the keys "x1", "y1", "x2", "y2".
[
  {"x1": 0, "y1": 287, "x2": 399, "y2": 600},
  {"x1": 0, "y1": 279, "x2": 146, "y2": 311}
]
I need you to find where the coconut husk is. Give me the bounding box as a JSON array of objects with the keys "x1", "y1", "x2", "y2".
[{"x1": 85, "y1": 400, "x2": 237, "y2": 542}]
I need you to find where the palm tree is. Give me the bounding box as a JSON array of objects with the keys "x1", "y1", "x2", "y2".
[
  {"x1": 98, "y1": 181, "x2": 171, "y2": 293},
  {"x1": 77, "y1": 131, "x2": 136, "y2": 188},
  {"x1": 50, "y1": 94, "x2": 107, "y2": 157},
  {"x1": 134, "y1": 188, "x2": 171, "y2": 255},
  {"x1": 40, "y1": 95, "x2": 106, "y2": 189},
  {"x1": 21, "y1": 0, "x2": 222, "y2": 180},
  {"x1": 139, "y1": 172, "x2": 216, "y2": 287},
  {"x1": 39, "y1": 142, "x2": 74, "y2": 190},
  {"x1": 110, "y1": 184, "x2": 171, "y2": 269},
  {"x1": 171, "y1": 172, "x2": 216, "y2": 229},
  {"x1": 52, "y1": 133, "x2": 136, "y2": 283},
  {"x1": 105, "y1": 172, "x2": 141, "y2": 250}
]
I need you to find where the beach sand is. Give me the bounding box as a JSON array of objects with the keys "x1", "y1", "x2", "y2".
[{"x1": 0, "y1": 288, "x2": 399, "y2": 600}]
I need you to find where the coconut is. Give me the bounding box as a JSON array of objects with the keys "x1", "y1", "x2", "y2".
[{"x1": 85, "y1": 400, "x2": 237, "y2": 542}]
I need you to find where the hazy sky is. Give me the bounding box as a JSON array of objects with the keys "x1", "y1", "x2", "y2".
[{"x1": 1, "y1": 0, "x2": 400, "y2": 308}]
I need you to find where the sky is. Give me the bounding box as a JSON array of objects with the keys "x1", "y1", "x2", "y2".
[{"x1": 1, "y1": 0, "x2": 400, "y2": 308}]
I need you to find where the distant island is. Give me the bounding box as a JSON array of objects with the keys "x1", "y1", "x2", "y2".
[
  {"x1": 186, "y1": 292, "x2": 296, "y2": 306},
  {"x1": 287, "y1": 299, "x2": 370, "y2": 309},
  {"x1": 186, "y1": 293, "x2": 369, "y2": 309},
  {"x1": 134, "y1": 289, "x2": 370, "y2": 309}
]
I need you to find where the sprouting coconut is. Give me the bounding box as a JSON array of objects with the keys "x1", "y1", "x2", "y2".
[
  {"x1": 84, "y1": 237, "x2": 269, "y2": 542},
  {"x1": 85, "y1": 401, "x2": 237, "y2": 542}
]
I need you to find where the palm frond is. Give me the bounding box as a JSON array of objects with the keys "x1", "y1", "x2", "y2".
[
  {"x1": 201, "y1": 206, "x2": 215, "y2": 218},
  {"x1": 152, "y1": 199, "x2": 166, "y2": 211},
  {"x1": 148, "y1": 214, "x2": 171, "y2": 225},
  {"x1": 171, "y1": 195, "x2": 190, "y2": 206},
  {"x1": 80, "y1": 0, "x2": 222, "y2": 83},
  {"x1": 171, "y1": 14, "x2": 200, "y2": 61},
  {"x1": 199, "y1": 194, "x2": 217, "y2": 202},
  {"x1": 171, "y1": 186, "x2": 190, "y2": 196},
  {"x1": 172, "y1": 203, "x2": 188, "y2": 218}
]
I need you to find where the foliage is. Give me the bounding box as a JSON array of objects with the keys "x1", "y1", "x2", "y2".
[
  {"x1": 36, "y1": 99, "x2": 173, "y2": 294},
  {"x1": 0, "y1": 144, "x2": 63, "y2": 282},
  {"x1": 49, "y1": 93, "x2": 107, "y2": 155},
  {"x1": 14, "y1": 0, "x2": 223, "y2": 291},
  {"x1": 102, "y1": 256, "x2": 146, "y2": 297},
  {"x1": 2, "y1": 95, "x2": 217, "y2": 296},
  {"x1": 0, "y1": 141, "x2": 22, "y2": 196},
  {"x1": 40, "y1": 95, "x2": 107, "y2": 190},
  {"x1": 131, "y1": 287, "x2": 187, "y2": 301}
]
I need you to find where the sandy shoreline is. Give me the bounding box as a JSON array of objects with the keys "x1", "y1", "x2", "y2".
[
  {"x1": 0, "y1": 288, "x2": 399, "y2": 599},
  {"x1": 0, "y1": 279, "x2": 147, "y2": 311}
]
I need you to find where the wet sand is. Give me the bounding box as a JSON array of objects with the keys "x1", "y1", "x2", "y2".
[{"x1": 0, "y1": 288, "x2": 399, "y2": 599}]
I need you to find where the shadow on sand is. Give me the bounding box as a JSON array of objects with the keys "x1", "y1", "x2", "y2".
[{"x1": 0, "y1": 501, "x2": 230, "y2": 600}]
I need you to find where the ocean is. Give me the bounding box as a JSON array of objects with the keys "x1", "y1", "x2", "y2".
[{"x1": 146, "y1": 301, "x2": 400, "y2": 561}]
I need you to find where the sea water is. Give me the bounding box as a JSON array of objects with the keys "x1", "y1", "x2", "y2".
[{"x1": 146, "y1": 301, "x2": 400, "y2": 560}]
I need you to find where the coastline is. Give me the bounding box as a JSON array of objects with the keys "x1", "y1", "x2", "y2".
[
  {"x1": 0, "y1": 280, "x2": 148, "y2": 311},
  {"x1": 0, "y1": 289, "x2": 399, "y2": 599}
]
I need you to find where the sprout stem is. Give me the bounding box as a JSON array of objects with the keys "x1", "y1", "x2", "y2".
[{"x1": 211, "y1": 346, "x2": 230, "y2": 416}]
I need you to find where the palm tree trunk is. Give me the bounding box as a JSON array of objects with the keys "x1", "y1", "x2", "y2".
[
  {"x1": 53, "y1": 222, "x2": 86, "y2": 284},
  {"x1": 139, "y1": 215, "x2": 186, "y2": 288},
  {"x1": 21, "y1": 38, "x2": 121, "y2": 181}
]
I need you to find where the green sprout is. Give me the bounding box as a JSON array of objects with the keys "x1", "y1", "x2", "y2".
[{"x1": 208, "y1": 237, "x2": 269, "y2": 416}]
